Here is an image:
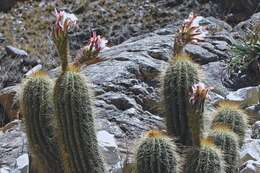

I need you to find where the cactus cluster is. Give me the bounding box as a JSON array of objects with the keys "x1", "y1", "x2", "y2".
[
  {"x1": 212, "y1": 101, "x2": 248, "y2": 147},
  {"x1": 21, "y1": 10, "x2": 105, "y2": 173},
  {"x1": 20, "y1": 11, "x2": 251, "y2": 173}
]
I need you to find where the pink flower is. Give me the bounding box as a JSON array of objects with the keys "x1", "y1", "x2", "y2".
[
  {"x1": 86, "y1": 32, "x2": 108, "y2": 52},
  {"x1": 54, "y1": 9, "x2": 78, "y2": 33},
  {"x1": 73, "y1": 32, "x2": 109, "y2": 66},
  {"x1": 189, "y1": 82, "x2": 213, "y2": 104}
]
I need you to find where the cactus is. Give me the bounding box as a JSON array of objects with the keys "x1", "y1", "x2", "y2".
[
  {"x1": 21, "y1": 72, "x2": 63, "y2": 173},
  {"x1": 162, "y1": 55, "x2": 199, "y2": 145},
  {"x1": 54, "y1": 66, "x2": 105, "y2": 173},
  {"x1": 185, "y1": 138, "x2": 225, "y2": 173},
  {"x1": 189, "y1": 82, "x2": 212, "y2": 147},
  {"x1": 136, "y1": 130, "x2": 180, "y2": 173},
  {"x1": 212, "y1": 101, "x2": 248, "y2": 146},
  {"x1": 209, "y1": 124, "x2": 239, "y2": 173}
]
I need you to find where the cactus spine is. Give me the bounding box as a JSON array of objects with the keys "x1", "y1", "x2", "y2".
[
  {"x1": 21, "y1": 72, "x2": 63, "y2": 173},
  {"x1": 185, "y1": 138, "x2": 225, "y2": 173},
  {"x1": 136, "y1": 130, "x2": 180, "y2": 173},
  {"x1": 54, "y1": 67, "x2": 105, "y2": 173},
  {"x1": 209, "y1": 125, "x2": 239, "y2": 173},
  {"x1": 212, "y1": 101, "x2": 248, "y2": 147},
  {"x1": 162, "y1": 55, "x2": 199, "y2": 145}
]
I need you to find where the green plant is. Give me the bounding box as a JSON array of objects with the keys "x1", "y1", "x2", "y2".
[
  {"x1": 136, "y1": 130, "x2": 180, "y2": 173},
  {"x1": 211, "y1": 101, "x2": 248, "y2": 147},
  {"x1": 54, "y1": 67, "x2": 105, "y2": 173},
  {"x1": 53, "y1": 10, "x2": 105, "y2": 173},
  {"x1": 228, "y1": 24, "x2": 260, "y2": 78},
  {"x1": 185, "y1": 138, "x2": 225, "y2": 173},
  {"x1": 209, "y1": 124, "x2": 239, "y2": 173},
  {"x1": 21, "y1": 72, "x2": 63, "y2": 173},
  {"x1": 162, "y1": 55, "x2": 199, "y2": 145}
]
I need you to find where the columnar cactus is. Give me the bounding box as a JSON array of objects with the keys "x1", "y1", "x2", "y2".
[
  {"x1": 212, "y1": 101, "x2": 248, "y2": 146},
  {"x1": 209, "y1": 124, "x2": 239, "y2": 173},
  {"x1": 54, "y1": 67, "x2": 105, "y2": 173},
  {"x1": 185, "y1": 138, "x2": 225, "y2": 173},
  {"x1": 21, "y1": 72, "x2": 63, "y2": 173},
  {"x1": 189, "y1": 82, "x2": 212, "y2": 147},
  {"x1": 52, "y1": 10, "x2": 105, "y2": 173},
  {"x1": 136, "y1": 130, "x2": 180, "y2": 173},
  {"x1": 162, "y1": 55, "x2": 199, "y2": 145}
]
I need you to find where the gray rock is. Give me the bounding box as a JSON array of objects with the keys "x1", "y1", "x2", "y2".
[
  {"x1": 97, "y1": 130, "x2": 121, "y2": 172},
  {"x1": 240, "y1": 160, "x2": 260, "y2": 173},
  {"x1": 184, "y1": 43, "x2": 218, "y2": 64},
  {"x1": 5, "y1": 46, "x2": 28, "y2": 58},
  {"x1": 15, "y1": 153, "x2": 29, "y2": 173},
  {"x1": 240, "y1": 139, "x2": 260, "y2": 166},
  {"x1": 0, "y1": 86, "x2": 20, "y2": 127},
  {"x1": 246, "y1": 105, "x2": 260, "y2": 123},
  {"x1": 226, "y1": 86, "x2": 260, "y2": 107},
  {"x1": 0, "y1": 120, "x2": 28, "y2": 170},
  {"x1": 252, "y1": 121, "x2": 260, "y2": 139}
]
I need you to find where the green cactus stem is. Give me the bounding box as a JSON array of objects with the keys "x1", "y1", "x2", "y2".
[
  {"x1": 54, "y1": 67, "x2": 105, "y2": 173},
  {"x1": 212, "y1": 101, "x2": 248, "y2": 147},
  {"x1": 162, "y1": 55, "x2": 199, "y2": 145},
  {"x1": 209, "y1": 124, "x2": 239, "y2": 173},
  {"x1": 21, "y1": 72, "x2": 63, "y2": 173},
  {"x1": 185, "y1": 138, "x2": 225, "y2": 173}
]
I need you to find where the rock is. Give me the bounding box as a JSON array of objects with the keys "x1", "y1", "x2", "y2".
[
  {"x1": 0, "y1": 120, "x2": 28, "y2": 170},
  {"x1": 252, "y1": 121, "x2": 260, "y2": 139},
  {"x1": 24, "y1": 64, "x2": 42, "y2": 77},
  {"x1": 240, "y1": 160, "x2": 260, "y2": 173},
  {"x1": 5, "y1": 46, "x2": 28, "y2": 58},
  {"x1": 0, "y1": 86, "x2": 19, "y2": 127},
  {"x1": 240, "y1": 139, "x2": 260, "y2": 166},
  {"x1": 246, "y1": 105, "x2": 260, "y2": 122},
  {"x1": 226, "y1": 86, "x2": 260, "y2": 107},
  {"x1": 15, "y1": 153, "x2": 29, "y2": 173},
  {"x1": 202, "y1": 61, "x2": 229, "y2": 96},
  {"x1": 97, "y1": 130, "x2": 121, "y2": 172},
  {"x1": 0, "y1": 0, "x2": 17, "y2": 12},
  {"x1": 184, "y1": 43, "x2": 218, "y2": 64}
]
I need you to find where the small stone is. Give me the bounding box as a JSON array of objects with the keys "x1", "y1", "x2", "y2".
[
  {"x1": 5, "y1": 46, "x2": 28, "y2": 58},
  {"x1": 15, "y1": 153, "x2": 29, "y2": 173},
  {"x1": 246, "y1": 105, "x2": 260, "y2": 123},
  {"x1": 240, "y1": 160, "x2": 260, "y2": 173},
  {"x1": 226, "y1": 86, "x2": 260, "y2": 107},
  {"x1": 97, "y1": 130, "x2": 121, "y2": 172},
  {"x1": 24, "y1": 64, "x2": 43, "y2": 77},
  {"x1": 252, "y1": 121, "x2": 260, "y2": 139},
  {"x1": 240, "y1": 139, "x2": 260, "y2": 166}
]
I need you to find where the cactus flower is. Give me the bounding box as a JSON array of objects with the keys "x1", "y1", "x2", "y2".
[
  {"x1": 174, "y1": 12, "x2": 208, "y2": 56},
  {"x1": 53, "y1": 9, "x2": 78, "y2": 72},
  {"x1": 190, "y1": 82, "x2": 213, "y2": 104},
  {"x1": 54, "y1": 9, "x2": 78, "y2": 33},
  {"x1": 74, "y1": 32, "x2": 109, "y2": 67}
]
